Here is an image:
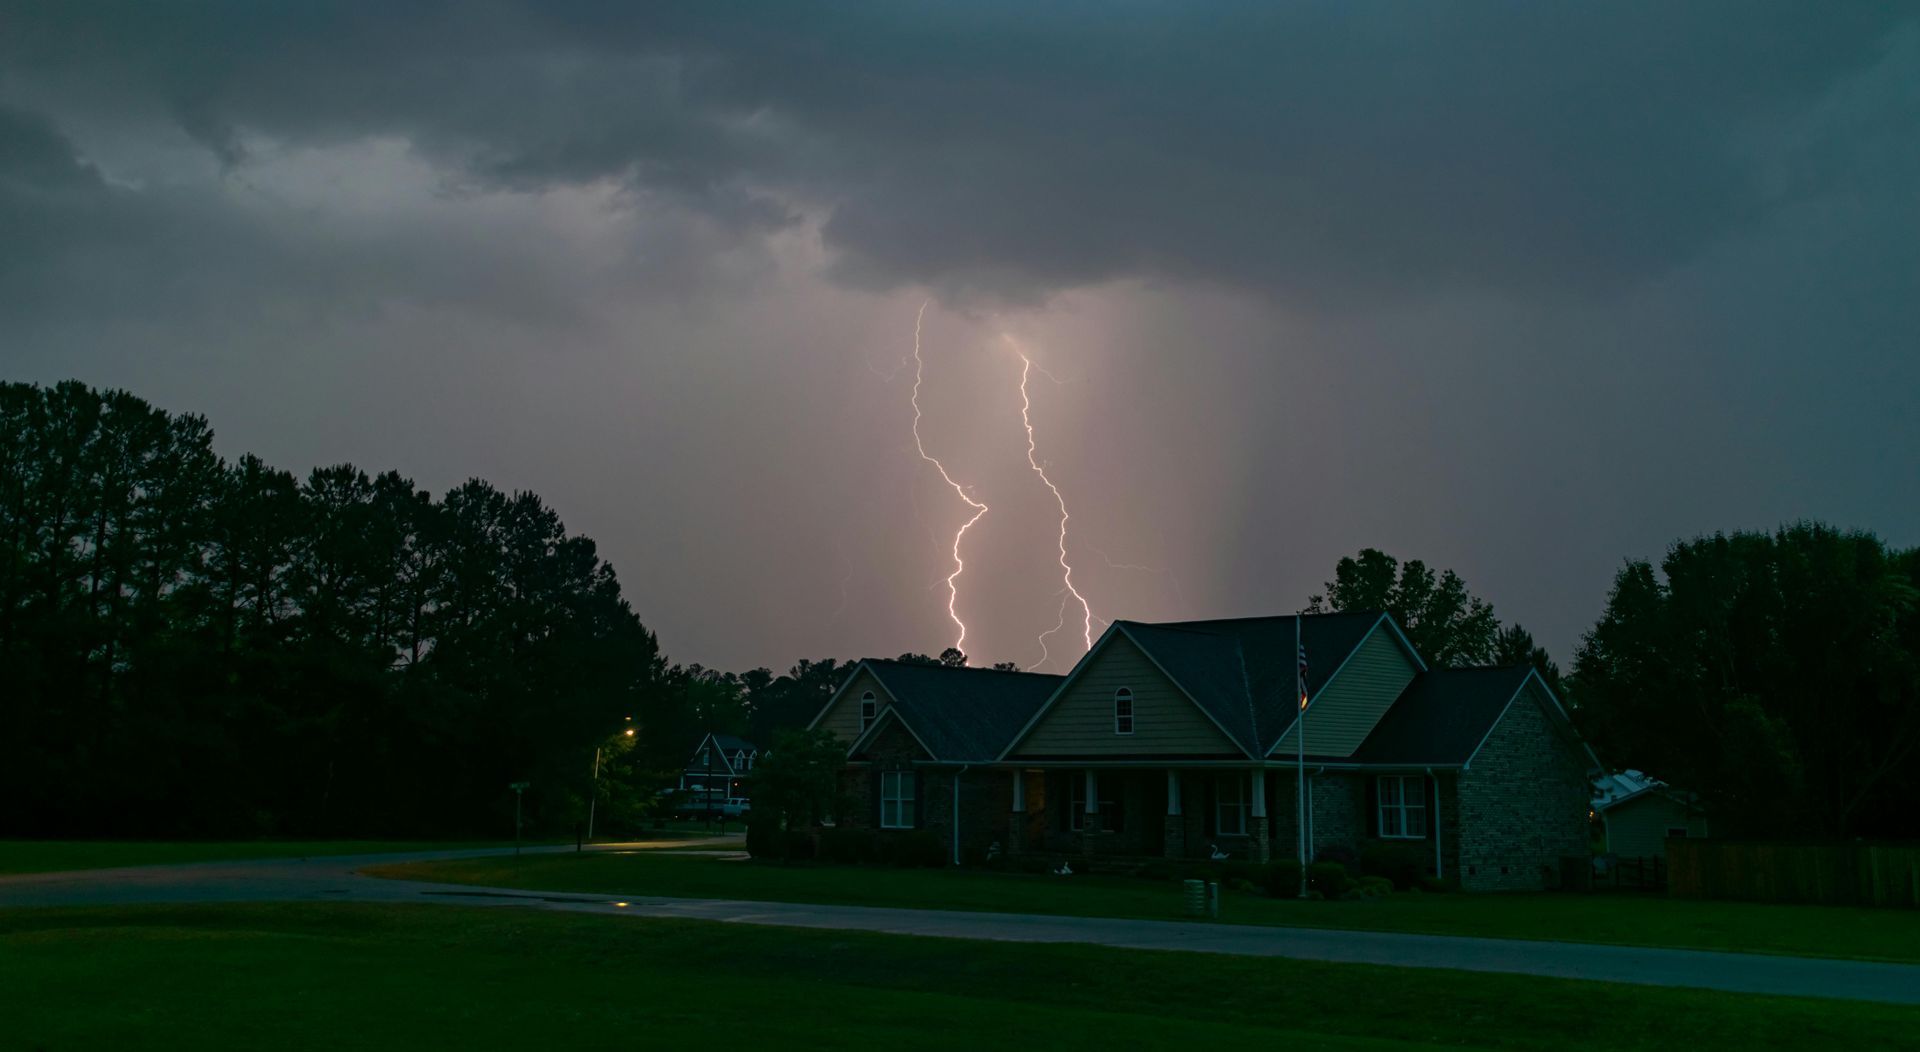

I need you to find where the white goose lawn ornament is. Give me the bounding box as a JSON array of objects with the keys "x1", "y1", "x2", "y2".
[
  {"x1": 1209, "y1": 844, "x2": 1229, "y2": 861},
  {"x1": 1052, "y1": 861, "x2": 1074, "y2": 876}
]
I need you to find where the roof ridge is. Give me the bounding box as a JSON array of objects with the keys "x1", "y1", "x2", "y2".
[{"x1": 864, "y1": 658, "x2": 1063, "y2": 679}]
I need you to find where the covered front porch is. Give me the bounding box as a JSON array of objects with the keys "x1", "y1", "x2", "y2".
[{"x1": 1003, "y1": 766, "x2": 1312, "y2": 863}]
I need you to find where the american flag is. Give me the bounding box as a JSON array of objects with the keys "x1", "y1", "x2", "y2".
[{"x1": 1297, "y1": 643, "x2": 1309, "y2": 709}]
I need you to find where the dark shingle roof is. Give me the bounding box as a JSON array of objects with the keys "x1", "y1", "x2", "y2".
[
  {"x1": 1113, "y1": 612, "x2": 1393, "y2": 754},
  {"x1": 1349, "y1": 665, "x2": 1535, "y2": 766},
  {"x1": 710, "y1": 733, "x2": 756, "y2": 754},
  {"x1": 861, "y1": 660, "x2": 1063, "y2": 762}
]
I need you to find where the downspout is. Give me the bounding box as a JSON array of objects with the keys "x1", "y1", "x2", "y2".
[
  {"x1": 1427, "y1": 766, "x2": 1443, "y2": 880},
  {"x1": 953, "y1": 765, "x2": 970, "y2": 866}
]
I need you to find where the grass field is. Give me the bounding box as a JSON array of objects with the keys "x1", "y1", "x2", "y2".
[
  {"x1": 370, "y1": 851, "x2": 1920, "y2": 963},
  {"x1": 1, "y1": 903, "x2": 1912, "y2": 1050},
  {"x1": 0, "y1": 838, "x2": 610, "y2": 875}
]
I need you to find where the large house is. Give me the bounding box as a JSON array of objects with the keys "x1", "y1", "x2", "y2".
[
  {"x1": 808, "y1": 611, "x2": 1600, "y2": 891},
  {"x1": 678, "y1": 732, "x2": 759, "y2": 803}
]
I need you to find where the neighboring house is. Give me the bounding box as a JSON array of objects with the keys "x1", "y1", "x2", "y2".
[
  {"x1": 679, "y1": 733, "x2": 758, "y2": 802},
  {"x1": 1592, "y1": 771, "x2": 1708, "y2": 858},
  {"x1": 809, "y1": 611, "x2": 1601, "y2": 891}
]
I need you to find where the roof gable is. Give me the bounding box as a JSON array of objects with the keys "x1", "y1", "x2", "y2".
[
  {"x1": 1350, "y1": 665, "x2": 1533, "y2": 766},
  {"x1": 853, "y1": 660, "x2": 1061, "y2": 762}
]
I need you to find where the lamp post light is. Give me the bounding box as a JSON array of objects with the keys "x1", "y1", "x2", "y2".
[{"x1": 586, "y1": 724, "x2": 638, "y2": 844}]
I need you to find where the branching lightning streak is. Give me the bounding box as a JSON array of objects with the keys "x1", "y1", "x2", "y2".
[
  {"x1": 1016, "y1": 345, "x2": 1094, "y2": 666},
  {"x1": 910, "y1": 301, "x2": 989, "y2": 655}
]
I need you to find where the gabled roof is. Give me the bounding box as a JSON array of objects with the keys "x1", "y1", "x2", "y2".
[
  {"x1": 710, "y1": 734, "x2": 756, "y2": 755},
  {"x1": 847, "y1": 660, "x2": 1063, "y2": 763},
  {"x1": 1123, "y1": 611, "x2": 1399, "y2": 753},
  {"x1": 1349, "y1": 665, "x2": 1535, "y2": 766},
  {"x1": 1001, "y1": 611, "x2": 1402, "y2": 759}
]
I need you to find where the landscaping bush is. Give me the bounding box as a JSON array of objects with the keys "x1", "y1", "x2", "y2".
[
  {"x1": 782, "y1": 830, "x2": 817, "y2": 862},
  {"x1": 1353, "y1": 875, "x2": 1395, "y2": 898},
  {"x1": 1262, "y1": 859, "x2": 1305, "y2": 898},
  {"x1": 818, "y1": 827, "x2": 878, "y2": 864},
  {"x1": 1308, "y1": 860, "x2": 1355, "y2": 898},
  {"x1": 1315, "y1": 844, "x2": 1361, "y2": 870},
  {"x1": 744, "y1": 814, "x2": 781, "y2": 859},
  {"x1": 1359, "y1": 839, "x2": 1427, "y2": 890},
  {"x1": 876, "y1": 829, "x2": 947, "y2": 868}
]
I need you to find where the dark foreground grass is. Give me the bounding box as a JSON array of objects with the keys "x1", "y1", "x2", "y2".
[
  {"x1": 0, "y1": 839, "x2": 558, "y2": 875},
  {"x1": 0, "y1": 836, "x2": 747, "y2": 875},
  {"x1": 372, "y1": 851, "x2": 1920, "y2": 963},
  {"x1": 1, "y1": 903, "x2": 1913, "y2": 1051}
]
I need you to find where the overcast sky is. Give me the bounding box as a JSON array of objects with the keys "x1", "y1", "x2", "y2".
[{"x1": 4, "y1": 4, "x2": 1916, "y2": 673}]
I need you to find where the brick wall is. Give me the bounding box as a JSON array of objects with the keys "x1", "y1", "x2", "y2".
[{"x1": 1454, "y1": 687, "x2": 1592, "y2": 891}]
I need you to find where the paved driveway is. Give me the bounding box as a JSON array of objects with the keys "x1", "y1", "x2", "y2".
[{"x1": 4, "y1": 844, "x2": 1918, "y2": 1006}]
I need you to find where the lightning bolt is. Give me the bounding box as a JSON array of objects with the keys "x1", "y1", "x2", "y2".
[
  {"x1": 1014, "y1": 340, "x2": 1094, "y2": 668},
  {"x1": 910, "y1": 301, "x2": 989, "y2": 656}
]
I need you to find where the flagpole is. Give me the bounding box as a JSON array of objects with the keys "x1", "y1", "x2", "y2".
[{"x1": 1297, "y1": 615, "x2": 1307, "y2": 898}]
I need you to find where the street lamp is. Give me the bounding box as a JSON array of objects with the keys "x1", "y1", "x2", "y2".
[{"x1": 587, "y1": 720, "x2": 637, "y2": 843}]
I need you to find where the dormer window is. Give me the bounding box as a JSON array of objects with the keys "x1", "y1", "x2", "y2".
[
  {"x1": 1114, "y1": 687, "x2": 1134, "y2": 735},
  {"x1": 861, "y1": 691, "x2": 877, "y2": 732}
]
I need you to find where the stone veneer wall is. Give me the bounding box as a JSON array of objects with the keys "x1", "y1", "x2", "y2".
[{"x1": 1454, "y1": 688, "x2": 1591, "y2": 891}]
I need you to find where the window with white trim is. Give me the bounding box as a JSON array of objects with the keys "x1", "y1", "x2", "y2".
[
  {"x1": 1215, "y1": 775, "x2": 1248, "y2": 836},
  {"x1": 860, "y1": 691, "x2": 877, "y2": 733},
  {"x1": 700, "y1": 748, "x2": 710, "y2": 768},
  {"x1": 1113, "y1": 687, "x2": 1135, "y2": 735},
  {"x1": 880, "y1": 770, "x2": 915, "y2": 829},
  {"x1": 1376, "y1": 775, "x2": 1428, "y2": 839}
]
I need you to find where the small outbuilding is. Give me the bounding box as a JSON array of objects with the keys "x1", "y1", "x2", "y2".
[{"x1": 1592, "y1": 771, "x2": 1708, "y2": 858}]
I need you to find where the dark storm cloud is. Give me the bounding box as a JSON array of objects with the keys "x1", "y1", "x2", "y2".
[{"x1": 4, "y1": 3, "x2": 1910, "y2": 304}]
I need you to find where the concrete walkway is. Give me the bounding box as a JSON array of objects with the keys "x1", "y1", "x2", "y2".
[{"x1": 4, "y1": 845, "x2": 1918, "y2": 1006}]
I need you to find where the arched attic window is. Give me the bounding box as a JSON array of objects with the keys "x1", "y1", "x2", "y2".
[
  {"x1": 1114, "y1": 687, "x2": 1135, "y2": 735},
  {"x1": 861, "y1": 691, "x2": 878, "y2": 732}
]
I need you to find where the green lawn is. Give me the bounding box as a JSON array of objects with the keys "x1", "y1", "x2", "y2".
[
  {"x1": 1, "y1": 903, "x2": 1911, "y2": 1050},
  {"x1": 370, "y1": 851, "x2": 1920, "y2": 963},
  {"x1": 0, "y1": 838, "x2": 577, "y2": 875}
]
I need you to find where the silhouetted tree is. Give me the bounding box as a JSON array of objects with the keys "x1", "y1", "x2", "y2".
[
  {"x1": 1572, "y1": 525, "x2": 1920, "y2": 839},
  {"x1": 1306, "y1": 548, "x2": 1501, "y2": 666}
]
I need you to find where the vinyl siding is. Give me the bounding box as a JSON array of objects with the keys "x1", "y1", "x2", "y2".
[
  {"x1": 1271, "y1": 623, "x2": 1418, "y2": 758},
  {"x1": 1008, "y1": 634, "x2": 1240, "y2": 758},
  {"x1": 812, "y1": 668, "x2": 890, "y2": 750},
  {"x1": 1605, "y1": 796, "x2": 1709, "y2": 858}
]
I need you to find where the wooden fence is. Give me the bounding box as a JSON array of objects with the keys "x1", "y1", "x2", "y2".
[{"x1": 1667, "y1": 840, "x2": 1920, "y2": 908}]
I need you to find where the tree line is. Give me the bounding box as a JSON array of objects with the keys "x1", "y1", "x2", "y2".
[
  {"x1": 1311, "y1": 538, "x2": 1920, "y2": 841},
  {"x1": 0, "y1": 381, "x2": 683, "y2": 838},
  {"x1": 6, "y1": 380, "x2": 1914, "y2": 843}
]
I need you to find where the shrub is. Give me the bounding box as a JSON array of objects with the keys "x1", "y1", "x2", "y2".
[
  {"x1": 783, "y1": 830, "x2": 817, "y2": 862},
  {"x1": 1228, "y1": 877, "x2": 1258, "y2": 894},
  {"x1": 818, "y1": 827, "x2": 878, "y2": 864},
  {"x1": 744, "y1": 814, "x2": 782, "y2": 859},
  {"x1": 1262, "y1": 859, "x2": 1305, "y2": 898},
  {"x1": 1307, "y1": 860, "x2": 1355, "y2": 897},
  {"x1": 1315, "y1": 844, "x2": 1360, "y2": 870},
  {"x1": 1359, "y1": 839, "x2": 1427, "y2": 890},
  {"x1": 1354, "y1": 875, "x2": 1394, "y2": 898},
  {"x1": 877, "y1": 829, "x2": 947, "y2": 868}
]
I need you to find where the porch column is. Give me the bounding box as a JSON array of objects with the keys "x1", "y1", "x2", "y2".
[
  {"x1": 1163, "y1": 770, "x2": 1186, "y2": 859},
  {"x1": 1008, "y1": 770, "x2": 1027, "y2": 856},
  {"x1": 1248, "y1": 769, "x2": 1271, "y2": 863},
  {"x1": 1080, "y1": 769, "x2": 1102, "y2": 856}
]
